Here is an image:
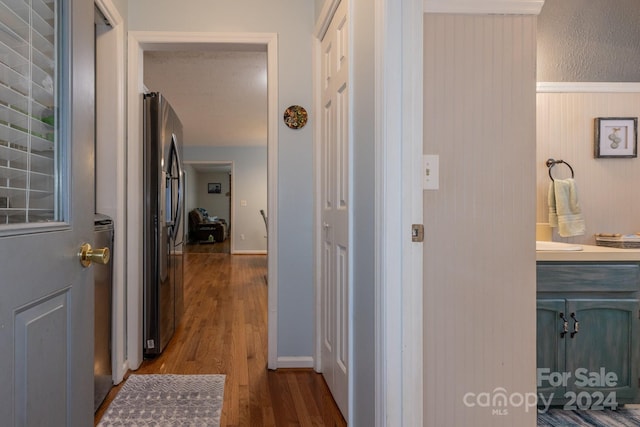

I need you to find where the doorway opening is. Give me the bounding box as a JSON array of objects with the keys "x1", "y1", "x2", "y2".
[
  {"x1": 184, "y1": 161, "x2": 234, "y2": 255},
  {"x1": 127, "y1": 32, "x2": 279, "y2": 370}
]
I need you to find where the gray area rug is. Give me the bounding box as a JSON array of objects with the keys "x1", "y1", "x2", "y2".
[
  {"x1": 538, "y1": 408, "x2": 640, "y2": 426},
  {"x1": 98, "y1": 374, "x2": 225, "y2": 427}
]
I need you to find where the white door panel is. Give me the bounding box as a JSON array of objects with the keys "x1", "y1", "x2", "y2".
[
  {"x1": 320, "y1": 0, "x2": 349, "y2": 418},
  {"x1": 0, "y1": 0, "x2": 96, "y2": 424}
]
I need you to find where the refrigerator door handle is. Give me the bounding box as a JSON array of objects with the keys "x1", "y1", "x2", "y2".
[
  {"x1": 169, "y1": 134, "x2": 184, "y2": 242},
  {"x1": 174, "y1": 169, "x2": 184, "y2": 246},
  {"x1": 159, "y1": 171, "x2": 168, "y2": 281}
]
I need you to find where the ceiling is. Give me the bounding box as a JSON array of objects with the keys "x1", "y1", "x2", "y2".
[
  {"x1": 187, "y1": 163, "x2": 232, "y2": 174},
  {"x1": 143, "y1": 46, "x2": 268, "y2": 147}
]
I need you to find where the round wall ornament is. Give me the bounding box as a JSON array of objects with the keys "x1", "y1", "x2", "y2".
[{"x1": 283, "y1": 105, "x2": 308, "y2": 129}]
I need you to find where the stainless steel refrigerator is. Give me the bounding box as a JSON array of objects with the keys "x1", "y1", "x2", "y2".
[{"x1": 143, "y1": 92, "x2": 185, "y2": 357}]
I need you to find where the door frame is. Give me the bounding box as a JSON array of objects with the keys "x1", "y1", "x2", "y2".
[
  {"x1": 373, "y1": 0, "x2": 424, "y2": 424},
  {"x1": 127, "y1": 31, "x2": 279, "y2": 369},
  {"x1": 94, "y1": 0, "x2": 127, "y2": 385},
  {"x1": 313, "y1": 0, "x2": 424, "y2": 425}
]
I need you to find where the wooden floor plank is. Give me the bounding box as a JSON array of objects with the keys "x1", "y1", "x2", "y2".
[{"x1": 95, "y1": 252, "x2": 346, "y2": 426}]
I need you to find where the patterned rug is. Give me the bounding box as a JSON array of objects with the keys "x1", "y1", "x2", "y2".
[
  {"x1": 97, "y1": 374, "x2": 225, "y2": 427},
  {"x1": 538, "y1": 408, "x2": 640, "y2": 426}
]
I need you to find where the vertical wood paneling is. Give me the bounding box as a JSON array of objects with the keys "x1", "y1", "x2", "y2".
[
  {"x1": 537, "y1": 92, "x2": 640, "y2": 243},
  {"x1": 424, "y1": 14, "x2": 537, "y2": 427}
]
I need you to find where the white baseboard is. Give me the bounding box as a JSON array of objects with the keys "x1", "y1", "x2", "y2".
[
  {"x1": 113, "y1": 360, "x2": 129, "y2": 385},
  {"x1": 231, "y1": 249, "x2": 268, "y2": 255},
  {"x1": 276, "y1": 356, "x2": 315, "y2": 369}
]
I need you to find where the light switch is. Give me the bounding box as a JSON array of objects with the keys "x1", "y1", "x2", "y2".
[
  {"x1": 423, "y1": 155, "x2": 439, "y2": 190},
  {"x1": 240, "y1": 200, "x2": 247, "y2": 207}
]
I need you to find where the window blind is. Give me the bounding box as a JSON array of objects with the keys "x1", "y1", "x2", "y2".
[{"x1": 0, "y1": 0, "x2": 57, "y2": 225}]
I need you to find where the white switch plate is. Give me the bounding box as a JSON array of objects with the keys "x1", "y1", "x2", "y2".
[
  {"x1": 240, "y1": 200, "x2": 247, "y2": 207},
  {"x1": 423, "y1": 155, "x2": 439, "y2": 190}
]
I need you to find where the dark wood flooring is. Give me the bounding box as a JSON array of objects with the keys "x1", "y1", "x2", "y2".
[{"x1": 94, "y1": 252, "x2": 346, "y2": 426}]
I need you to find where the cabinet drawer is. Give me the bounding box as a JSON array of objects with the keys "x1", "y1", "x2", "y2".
[{"x1": 537, "y1": 263, "x2": 640, "y2": 292}]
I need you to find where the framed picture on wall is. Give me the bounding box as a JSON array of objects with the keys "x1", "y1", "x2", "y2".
[
  {"x1": 208, "y1": 182, "x2": 222, "y2": 194},
  {"x1": 594, "y1": 117, "x2": 638, "y2": 158}
]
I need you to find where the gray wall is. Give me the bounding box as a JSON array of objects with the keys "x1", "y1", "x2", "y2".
[
  {"x1": 195, "y1": 171, "x2": 231, "y2": 224},
  {"x1": 183, "y1": 164, "x2": 198, "y2": 215},
  {"x1": 538, "y1": 0, "x2": 640, "y2": 82},
  {"x1": 314, "y1": 0, "x2": 327, "y2": 19},
  {"x1": 111, "y1": 0, "x2": 127, "y2": 20},
  {"x1": 127, "y1": 0, "x2": 314, "y2": 358}
]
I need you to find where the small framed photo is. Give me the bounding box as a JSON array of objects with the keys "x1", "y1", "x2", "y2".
[
  {"x1": 208, "y1": 182, "x2": 221, "y2": 194},
  {"x1": 594, "y1": 117, "x2": 638, "y2": 158}
]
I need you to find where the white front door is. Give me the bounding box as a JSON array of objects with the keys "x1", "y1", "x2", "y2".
[
  {"x1": 320, "y1": 0, "x2": 350, "y2": 418},
  {"x1": 0, "y1": 0, "x2": 96, "y2": 424}
]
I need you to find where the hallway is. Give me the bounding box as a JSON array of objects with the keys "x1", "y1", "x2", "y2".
[{"x1": 95, "y1": 253, "x2": 346, "y2": 426}]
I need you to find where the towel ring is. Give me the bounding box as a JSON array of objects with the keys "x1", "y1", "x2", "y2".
[{"x1": 546, "y1": 158, "x2": 574, "y2": 181}]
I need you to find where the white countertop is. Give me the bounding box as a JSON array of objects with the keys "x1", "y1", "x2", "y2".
[{"x1": 536, "y1": 242, "x2": 640, "y2": 262}]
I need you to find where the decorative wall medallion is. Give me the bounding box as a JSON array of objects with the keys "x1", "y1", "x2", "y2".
[{"x1": 283, "y1": 105, "x2": 308, "y2": 129}]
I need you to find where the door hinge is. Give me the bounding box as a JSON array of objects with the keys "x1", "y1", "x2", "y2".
[{"x1": 411, "y1": 224, "x2": 424, "y2": 242}]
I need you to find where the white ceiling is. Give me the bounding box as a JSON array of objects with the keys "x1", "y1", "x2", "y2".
[{"x1": 144, "y1": 47, "x2": 268, "y2": 147}]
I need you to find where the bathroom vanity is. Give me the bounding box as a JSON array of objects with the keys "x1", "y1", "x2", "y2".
[{"x1": 537, "y1": 244, "x2": 640, "y2": 407}]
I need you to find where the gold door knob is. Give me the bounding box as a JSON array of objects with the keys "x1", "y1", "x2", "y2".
[{"x1": 78, "y1": 243, "x2": 110, "y2": 267}]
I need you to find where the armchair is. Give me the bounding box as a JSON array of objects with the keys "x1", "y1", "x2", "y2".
[{"x1": 188, "y1": 208, "x2": 227, "y2": 243}]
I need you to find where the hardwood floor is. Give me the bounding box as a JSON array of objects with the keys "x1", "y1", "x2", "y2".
[
  {"x1": 95, "y1": 252, "x2": 346, "y2": 426},
  {"x1": 184, "y1": 239, "x2": 231, "y2": 254}
]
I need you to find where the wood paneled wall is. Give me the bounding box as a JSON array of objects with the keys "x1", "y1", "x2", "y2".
[
  {"x1": 537, "y1": 91, "x2": 640, "y2": 244},
  {"x1": 423, "y1": 14, "x2": 537, "y2": 427}
]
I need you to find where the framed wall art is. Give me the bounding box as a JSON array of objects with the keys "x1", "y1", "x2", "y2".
[
  {"x1": 594, "y1": 117, "x2": 638, "y2": 158},
  {"x1": 208, "y1": 182, "x2": 222, "y2": 194}
]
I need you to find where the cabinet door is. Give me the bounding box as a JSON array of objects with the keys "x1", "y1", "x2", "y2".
[
  {"x1": 566, "y1": 299, "x2": 640, "y2": 401},
  {"x1": 537, "y1": 299, "x2": 567, "y2": 398}
]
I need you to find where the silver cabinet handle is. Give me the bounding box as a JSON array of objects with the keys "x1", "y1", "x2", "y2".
[
  {"x1": 570, "y1": 312, "x2": 579, "y2": 338},
  {"x1": 559, "y1": 312, "x2": 569, "y2": 338}
]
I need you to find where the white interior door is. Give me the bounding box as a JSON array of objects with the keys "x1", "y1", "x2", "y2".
[
  {"x1": 320, "y1": 0, "x2": 349, "y2": 418},
  {"x1": 0, "y1": 0, "x2": 96, "y2": 424}
]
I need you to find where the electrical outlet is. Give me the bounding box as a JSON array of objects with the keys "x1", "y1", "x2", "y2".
[{"x1": 240, "y1": 234, "x2": 245, "y2": 240}]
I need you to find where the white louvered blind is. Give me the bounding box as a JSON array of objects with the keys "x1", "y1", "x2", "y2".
[{"x1": 0, "y1": 0, "x2": 58, "y2": 225}]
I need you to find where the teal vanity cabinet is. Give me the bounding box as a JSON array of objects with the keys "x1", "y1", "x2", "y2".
[{"x1": 537, "y1": 262, "x2": 640, "y2": 406}]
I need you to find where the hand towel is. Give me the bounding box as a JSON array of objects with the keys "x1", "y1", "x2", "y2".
[
  {"x1": 548, "y1": 178, "x2": 585, "y2": 237},
  {"x1": 548, "y1": 183, "x2": 558, "y2": 228}
]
